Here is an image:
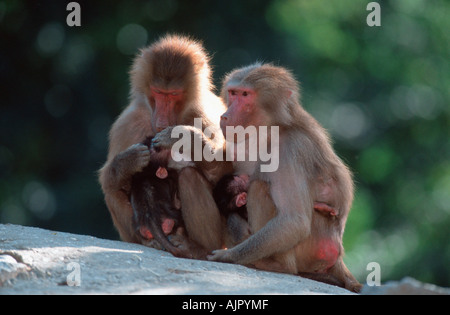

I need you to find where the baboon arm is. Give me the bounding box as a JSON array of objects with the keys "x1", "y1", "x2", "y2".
[
  {"x1": 209, "y1": 165, "x2": 312, "y2": 264},
  {"x1": 178, "y1": 167, "x2": 223, "y2": 252}
]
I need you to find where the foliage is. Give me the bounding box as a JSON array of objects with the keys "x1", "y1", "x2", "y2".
[{"x1": 0, "y1": 0, "x2": 448, "y2": 286}]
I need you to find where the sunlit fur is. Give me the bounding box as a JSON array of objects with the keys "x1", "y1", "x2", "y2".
[
  {"x1": 131, "y1": 34, "x2": 213, "y2": 103},
  {"x1": 214, "y1": 63, "x2": 361, "y2": 292},
  {"x1": 98, "y1": 34, "x2": 225, "y2": 254}
]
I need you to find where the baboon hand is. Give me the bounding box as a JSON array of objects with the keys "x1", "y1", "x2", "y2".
[
  {"x1": 151, "y1": 126, "x2": 177, "y2": 151},
  {"x1": 207, "y1": 249, "x2": 236, "y2": 263},
  {"x1": 121, "y1": 143, "x2": 150, "y2": 174}
]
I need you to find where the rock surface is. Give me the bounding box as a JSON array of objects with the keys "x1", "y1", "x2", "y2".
[
  {"x1": 0, "y1": 224, "x2": 353, "y2": 295},
  {"x1": 2, "y1": 224, "x2": 447, "y2": 295}
]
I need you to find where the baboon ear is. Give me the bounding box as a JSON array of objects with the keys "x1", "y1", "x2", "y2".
[
  {"x1": 235, "y1": 192, "x2": 247, "y2": 208},
  {"x1": 285, "y1": 89, "x2": 293, "y2": 98}
]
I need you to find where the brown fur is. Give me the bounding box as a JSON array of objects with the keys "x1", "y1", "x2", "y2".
[
  {"x1": 209, "y1": 63, "x2": 361, "y2": 292},
  {"x1": 98, "y1": 34, "x2": 226, "y2": 255}
]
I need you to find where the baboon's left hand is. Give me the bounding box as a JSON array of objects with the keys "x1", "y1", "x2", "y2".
[
  {"x1": 207, "y1": 249, "x2": 235, "y2": 263},
  {"x1": 151, "y1": 126, "x2": 177, "y2": 150}
]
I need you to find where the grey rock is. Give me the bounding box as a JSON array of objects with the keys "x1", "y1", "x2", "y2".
[
  {"x1": 0, "y1": 224, "x2": 354, "y2": 295},
  {"x1": 0, "y1": 254, "x2": 30, "y2": 284}
]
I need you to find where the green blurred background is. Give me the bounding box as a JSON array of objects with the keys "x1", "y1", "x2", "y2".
[{"x1": 0, "y1": 0, "x2": 449, "y2": 286}]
